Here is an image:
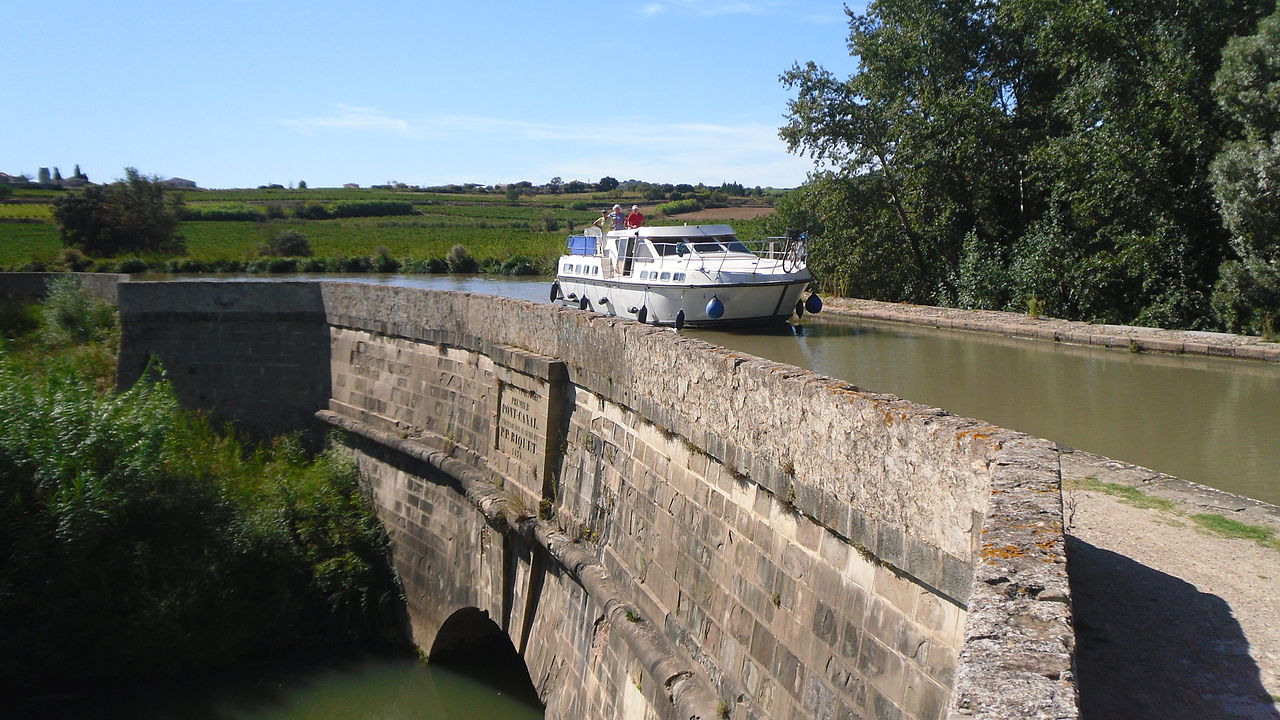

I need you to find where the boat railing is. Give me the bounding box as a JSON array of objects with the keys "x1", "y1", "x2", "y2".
[{"x1": 564, "y1": 230, "x2": 809, "y2": 276}]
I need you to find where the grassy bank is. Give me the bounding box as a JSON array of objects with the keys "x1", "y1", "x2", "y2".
[{"x1": 1, "y1": 279, "x2": 410, "y2": 699}]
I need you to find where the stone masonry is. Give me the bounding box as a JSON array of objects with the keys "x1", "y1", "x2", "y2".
[{"x1": 107, "y1": 279, "x2": 1077, "y2": 720}]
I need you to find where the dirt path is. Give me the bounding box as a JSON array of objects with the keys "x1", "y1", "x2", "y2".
[{"x1": 1061, "y1": 449, "x2": 1280, "y2": 720}]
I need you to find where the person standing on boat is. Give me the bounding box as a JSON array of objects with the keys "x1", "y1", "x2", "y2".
[
  {"x1": 626, "y1": 205, "x2": 644, "y2": 228},
  {"x1": 592, "y1": 209, "x2": 610, "y2": 233},
  {"x1": 610, "y1": 204, "x2": 626, "y2": 230}
]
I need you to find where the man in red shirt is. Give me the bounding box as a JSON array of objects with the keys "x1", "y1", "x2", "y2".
[{"x1": 626, "y1": 205, "x2": 645, "y2": 228}]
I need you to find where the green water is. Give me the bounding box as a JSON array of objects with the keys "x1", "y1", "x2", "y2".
[{"x1": 20, "y1": 658, "x2": 543, "y2": 720}]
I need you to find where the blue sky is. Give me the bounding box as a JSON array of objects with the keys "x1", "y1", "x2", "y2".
[{"x1": 5, "y1": 1, "x2": 861, "y2": 190}]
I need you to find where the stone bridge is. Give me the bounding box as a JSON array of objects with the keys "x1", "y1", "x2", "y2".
[{"x1": 111, "y1": 280, "x2": 1077, "y2": 720}]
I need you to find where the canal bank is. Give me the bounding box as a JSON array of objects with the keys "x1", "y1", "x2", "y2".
[
  {"x1": 824, "y1": 298, "x2": 1280, "y2": 718},
  {"x1": 823, "y1": 297, "x2": 1280, "y2": 363}
]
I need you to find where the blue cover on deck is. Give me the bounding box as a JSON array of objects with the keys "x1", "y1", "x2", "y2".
[{"x1": 566, "y1": 235, "x2": 596, "y2": 255}]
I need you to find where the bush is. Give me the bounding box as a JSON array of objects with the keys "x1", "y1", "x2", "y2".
[
  {"x1": 446, "y1": 244, "x2": 478, "y2": 273},
  {"x1": 51, "y1": 168, "x2": 185, "y2": 257},
  {"x1": 541, "y1": 212, "x2": 561, "y2": 232},
  {"x1": 260, "y1": 230, "x2": 313, "y2": 257},
  {"x1": 657, "y1": 198, "x2": 703, "y2": 216},
  {"x1": 115, "y1": 257, "x2": 149, "y2": 274},
  {"x1": 37, "y1": 275, "x2": 117, "y2": 346},
  {"x1": 499, "y1": 255, "x2": 540, "y2": 275},
  {"x1": 329, "y1": 200, "x2": 415, "y2": 218},
  {"x1": 182, "y1": 204, "x2": 264, "y2": 222},
  {"x1": 0, "y1": 352, "x2": 408, "y2": 693},
  {"x1": 293, "y1": 203, "x2": 332, "y2": 220},
  {"x1": 57, "y1": 248, "x2": 94, "y2": 272},
  {"x1": 0, "y1": 298, "x2": 38, "y2": 339},
  {"x1": 370, "y1": 246, "x2": 399, "y2": 273}
]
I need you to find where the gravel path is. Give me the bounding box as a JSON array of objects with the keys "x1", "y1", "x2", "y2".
[{"x1": 1062, "y1": 450, "x2": 1280, "y2": 720}]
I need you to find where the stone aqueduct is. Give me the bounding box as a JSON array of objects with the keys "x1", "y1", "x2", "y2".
[{"x1": 101, "y1": 279, "x2": 1076, "y2": 719}]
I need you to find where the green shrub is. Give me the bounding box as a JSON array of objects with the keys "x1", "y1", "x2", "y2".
[
  {"x1": 657, "y1": 198, "x2": 703, "y2": 216},
  {"x1": 293, "y1": 202, "x2": 332, "y2": 220},
  {"x1": 260, "y1": 229, "x2": 313, "y2": 257},
  {"x1": 266, "y1": 257, "x2": 298, "y2": 273},
  {"x1": 299, "y1": 257, "x2": 329, "y2": 272},
  {"x1": 0, "y1": 298, "x2": 408, "y2": 695},
  {"x1": 329, "y1": 200, "x2": 415, "y2": 218},
  {"x1": 58, "y1": 248, "x2": 93, "y2": 272},
  {"x1": 500, "y1": 255, "x2": 540, "y2": 275},
  {"x1": 115, "y1": 257, "x2": 148, "y2": 274},
  {"x1": 0, "y1": 298, "x2": 38, "y2": 339},
  {"x1": 446, "y1": 244, "x2": 478, "y2": 273},
  {"x1": 38, "y1": 275, "x2": 117, "y2": 346},
  {"x1": 183, "y1": 204, "x2": 265, "y2": 222}
]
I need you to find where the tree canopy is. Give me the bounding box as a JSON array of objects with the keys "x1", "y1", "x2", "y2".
[
  {"x1": 52, "y1": 168, "x2": 185, "y2": 257},
  {"x1": 775, "y1": 0, "x2": 1276, "y2": 331}
]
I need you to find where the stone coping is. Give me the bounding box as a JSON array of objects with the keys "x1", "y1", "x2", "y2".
[
  {"x1": 1060, "y1": 447, "x2": 1280, "y2": 532},
  {"x1": 824, "y1": 298, "x2": 1280, "y2": 363}
]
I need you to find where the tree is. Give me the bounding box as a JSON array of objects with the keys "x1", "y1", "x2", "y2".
[
  {"x1": 547, "y1": 176, "x2": 563, "y2": 193},
  {"x1": 597, "y1": 176, "x2": 619, "y2": 192},
  {"x1": 778, "y1": 0, "x2": 1273, "y2": 328},
  {"x1": 1210, "y1": 8, "x2": 1280, "y2": 334},
  {"x1": 298, "y1": 180, "x2": 308, "y2": 190},
  {"x1": 52, "y1": 168, "x2": 185, "y2": 257},
  {"x1": 0, "y1": 182, "x2": 12, "y2": 202}
]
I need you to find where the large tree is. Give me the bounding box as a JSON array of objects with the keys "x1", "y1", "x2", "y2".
[
  {"x1": 778, "y1": 0, "x2": 1273, "y2": 329},
  {"x1": 1210, "y1": 7, "x2": 1280, "y2": 334},
  {"x1": 52, "y1": 168, "x2": 185, "y2": 257}
]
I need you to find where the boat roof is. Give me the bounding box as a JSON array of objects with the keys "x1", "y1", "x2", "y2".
[{"x1": 604, "y1": 224, "x2": 737, "y2": 239}]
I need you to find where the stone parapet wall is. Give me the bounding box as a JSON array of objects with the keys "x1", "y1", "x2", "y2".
[
  {"x1": 116, "y1": 281, "x2": 331, "y2": 436},
  {"x1": 114, "y1": 280, "x2": 1078, "y2": 720}
]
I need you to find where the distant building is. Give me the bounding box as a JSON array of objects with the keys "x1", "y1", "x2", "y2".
[
  {"x1": 160, "y1": 177, "x2": 198, "y2": 189},
  {"x1": 0, "y1": 172, "x2": 33, "y2": 187},
  {"x1": 343, "y1": 183, "x2": 360, "y2": 189}
]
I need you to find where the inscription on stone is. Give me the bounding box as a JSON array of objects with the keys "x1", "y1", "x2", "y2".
[{"x1": 497, "y1": 382, "x2": 542, "y2": 463}]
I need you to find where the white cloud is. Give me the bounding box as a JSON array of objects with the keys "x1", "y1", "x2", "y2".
[
  {"x1": 634, "y1": 0, "x2": 780, "y2": 17},
  {"x1": 282, "y1": 105, "x2": 411, "y2": 135}
]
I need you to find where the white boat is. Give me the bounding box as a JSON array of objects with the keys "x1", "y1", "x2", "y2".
[{"x1": 550, "y1": 224, "x2": 819, "y2": 327}]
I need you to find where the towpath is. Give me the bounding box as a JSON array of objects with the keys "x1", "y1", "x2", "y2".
[{"x1": 824, "y1": 299, "x2": 1280, "y2": 719}]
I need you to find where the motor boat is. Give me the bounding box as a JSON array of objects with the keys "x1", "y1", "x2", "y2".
[{"x1": 550, "y1": 224, "x2": 819, "y2": 328}]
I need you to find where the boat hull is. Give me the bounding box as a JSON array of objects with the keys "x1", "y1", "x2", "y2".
[{"x1": 554, "y1": 276, "x2": 809, "y2": 327}]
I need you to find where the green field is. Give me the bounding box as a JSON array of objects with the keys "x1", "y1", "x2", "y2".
[{"x1": 0, "y1": 186, "x2": 775, "y2": 273}]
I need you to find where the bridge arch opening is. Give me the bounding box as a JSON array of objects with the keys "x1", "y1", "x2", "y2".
[{"x1": 429, "y1": 607, "x2": 542, "y2": 710}]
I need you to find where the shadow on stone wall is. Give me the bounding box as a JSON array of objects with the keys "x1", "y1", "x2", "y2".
[{"x1": 1068, "y1": 536, "x2": 1279, "y2": 720}]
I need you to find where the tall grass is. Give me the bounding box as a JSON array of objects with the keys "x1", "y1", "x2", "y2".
[{"x1": 0, "y1": 285, "x2": 408, "y2": 696}]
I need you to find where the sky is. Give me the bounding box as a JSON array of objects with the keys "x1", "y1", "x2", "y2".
[{"x1": 5, "y1": 1, "x2": 863, "y2": 190}]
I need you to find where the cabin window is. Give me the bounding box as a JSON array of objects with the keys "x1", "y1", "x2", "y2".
[
  {"x1": 639, "y1": 271, "x2": 648, "y2": 280},
  {"x1": 691, "y1": 242, "x2": 726, "y2": 254},
  {"x1": 653, "y1": 242, "x2": 681, "y2": 256},
  {"x1": 660, "y1": 272, "x2": 671, "y2": 280},
  {"x1": 673, "y1": 273, "x2": 686, "y2": 281},
  {"x1": 563, "y1": 263, "x2": 572, "y2": 272},
  {"x1": 724, "y1": 240, "x2": 751, "y2": 253}
]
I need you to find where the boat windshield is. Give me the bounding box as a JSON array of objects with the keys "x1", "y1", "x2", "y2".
[{"x1": 690, "y1": 242, "x2": 727, "y2": 254}]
